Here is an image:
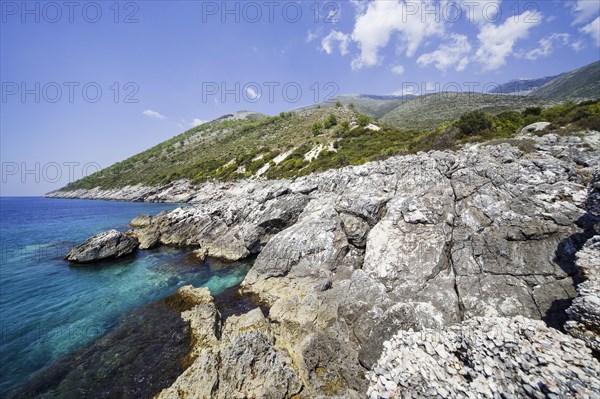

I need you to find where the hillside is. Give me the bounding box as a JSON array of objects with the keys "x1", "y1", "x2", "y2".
[
  {"x1": 57, "y1": 99, "x2": 600, "y2": 193},
  {"x1": 379, "y1": 92, "x2": 547, "y2": 130},
  {"x1": 532, "y1": 60, "x2": 600, "y2": 99},
  {"x1": 328, "y1": 94, "x2": 414, "y2": 119},
  {"x1": 488, "y1": 75, "x2": 558, "y2": 95}
]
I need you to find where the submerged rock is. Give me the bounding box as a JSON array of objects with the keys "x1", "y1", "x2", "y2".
[{"x1": 65, "y1": 229, "x2": 139, "y2": 263}]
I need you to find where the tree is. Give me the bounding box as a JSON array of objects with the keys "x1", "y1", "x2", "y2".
[
  {"x1": 456, "y1": 110, "x2": 494, "y2": 136},
  {"x1": 335, "y1": 100, "x2": 343, "y2": 108},
  {"x1": 323, "y1": 114, "x2": 338, "y2": 129}
]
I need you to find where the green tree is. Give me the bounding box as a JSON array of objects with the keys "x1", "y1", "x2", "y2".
[
  {"x1": 323, "y1": 114, "x2": 338, "y2": 129},
  {"x1": 335, "y1": 100, "x2": 343, "y2": 108},
  {"x1": 456, "y1": 110, "x2": 493, "y2": 137}
]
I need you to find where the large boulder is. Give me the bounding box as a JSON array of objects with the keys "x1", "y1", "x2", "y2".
[{"x1": 65, "y1": 229, "x2": 139, "y2": 263}]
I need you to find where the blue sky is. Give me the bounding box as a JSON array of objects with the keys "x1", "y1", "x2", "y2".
[{"x1": 1, "y1": 0, "x2": 599, "y2": 195}]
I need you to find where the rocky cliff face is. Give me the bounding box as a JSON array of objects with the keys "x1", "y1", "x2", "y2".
[{"x1": 64, "y1": 132, "x2": 600, "y2": 398}]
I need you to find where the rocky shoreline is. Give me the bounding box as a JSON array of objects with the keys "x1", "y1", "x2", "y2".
[{"x1": 57, "y1": 132, "x2": 600, "y2": 398}]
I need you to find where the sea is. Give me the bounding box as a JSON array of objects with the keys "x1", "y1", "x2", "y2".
[{"x1": 0, "y1": 197, "x2": 253, "y2": 396}]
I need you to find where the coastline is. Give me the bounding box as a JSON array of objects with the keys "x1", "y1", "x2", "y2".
[{"x1": 43, "y1": 131, "x2": 600, "y2": 397}]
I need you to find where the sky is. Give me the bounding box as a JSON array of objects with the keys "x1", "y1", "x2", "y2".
[{"x1": 1, "y1": 0, "x2": 599, "y2": 196}]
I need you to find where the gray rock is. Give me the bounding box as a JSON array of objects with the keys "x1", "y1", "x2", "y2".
[
  {"x1": 565, "y1": 235, "x2": 600, "y2": 353},
  {"x1": 521, "y1": 121, "x2": 551, "y2": 133},
  {"x1": 65, "y1": 229, "x2": 138, "y2": 263},
  {"x1": 56, "y1": 131, "x2": 600, "y2": 397},
  {"x1": 368, "y1": 316, "x2": 600, "y2": 398}
]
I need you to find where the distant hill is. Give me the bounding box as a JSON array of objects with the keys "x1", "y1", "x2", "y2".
[
  {"x1": 532, "y1": 60, "x2": 600, "y2": 100},
  {"x1": 488, "y1": 76, "x2": 558, "y2": 95},
  {"x1": 379, "y1": 92, "x2": 547, "y2": 131},
  {"x1": 56, "y1": 60, "x2": 600, "y2": 192},
  {"x1": 328, "y1": 94, "x2": 414, "y2": 119}
]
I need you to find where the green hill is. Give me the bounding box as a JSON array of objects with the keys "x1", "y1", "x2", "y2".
[
  {"x1": 379, "y1": 92, "x2": 548, "y2": 131},
  {"x1": 532, "y1": 60, "x2": 600, "y2": 100}
]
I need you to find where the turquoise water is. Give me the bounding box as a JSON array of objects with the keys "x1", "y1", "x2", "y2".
[{"x1": 0, "y1": 197, "x2": 251, "y2": 394}]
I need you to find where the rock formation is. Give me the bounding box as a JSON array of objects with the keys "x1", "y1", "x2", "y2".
[
  {"x1": 65, "y1": 131, "x2": 600, "y2": 397},
  {"x1": 65, "y1": 229, "x2": 139, "y2": 263},
  {"x1": 367, "y1": 316, "x2": 600, "y2": 398},
  {"x1": 157, "y1": 286, "x2": 302, "y2": 399}
]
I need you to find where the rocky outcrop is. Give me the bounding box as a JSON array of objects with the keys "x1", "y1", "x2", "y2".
[
  {"x1": 67, "y1": 132, "x2": 600, "y2": 396},
  {"x1": 521, "y1": 121, "x2": 551, "y2": 133},
  {"x1": 367, "y1": 316, "x2": 600, "y2": 398},
  {"x1": 129, "y1": 187, "x2": 309, "y2": 259},
  {"x1": 65, "y1": 229, "x2": 138, "y2": 263},
  {"x1": 156, "y1": 286, "x2": 302, "y2": 399},
  {"x1": 565, "y1": 236, "x2": 600, "y2": 354}
]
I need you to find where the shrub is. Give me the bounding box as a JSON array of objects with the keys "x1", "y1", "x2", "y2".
[
  {"x1": 456, "y1": 110, "x2": 494, "y2": 137},
  {"x1": 323, "y1": 114, "x2": 338, "y2": 129},
  {"x1": 357, "y1": 114, "x2": 372, "y2": 127},
  {"x1": 523, "y1": 107, "x2": 542, "y2": 117},
  {"x1": 335, "y1": 101, "x2": 342, "y2": 108},
  {"x1": 311, "y1": 122, "x2": 323, "y2": 136}
]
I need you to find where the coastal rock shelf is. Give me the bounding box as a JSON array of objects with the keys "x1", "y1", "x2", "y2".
[{"x1": 60, "y1": 132, "x2": 600, "y2": 397}]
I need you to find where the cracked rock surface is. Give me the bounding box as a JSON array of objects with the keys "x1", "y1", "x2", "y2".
[
  {"x1": 367, "y1": 316, "x2": 600, "y2": 399},
  {"x1": 64, "y1": 132, "x2": 600, "y2": 397}
]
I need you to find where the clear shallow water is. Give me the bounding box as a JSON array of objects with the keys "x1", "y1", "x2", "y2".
[{"x1": 0, "y1": 197, "x2": 252, "y2": 394}]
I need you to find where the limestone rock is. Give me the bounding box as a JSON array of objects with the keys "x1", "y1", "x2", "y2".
[
  {"x1": 565, "y1": 235, "x2": 600, "y2": 353},
  {"x1": 368, "y1": 316, "x2": 600, "y2": 399},
  {"x1": 521, "y1": 121, "x2": 551, "y2": 133},
  {"x1": 65, "y1": 229, "x2": 138, "y2": 263}
]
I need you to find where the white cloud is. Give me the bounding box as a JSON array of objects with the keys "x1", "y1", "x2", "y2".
[
  {"x1": 321, "y1": 30, "x2": 350, "y2": 55},
  {"x1": 306, "y1": 29, "x2": 319, "y2": 43},
  {"x1": 581, "y1": 16, "x2": 600, "y2": 47},
  {"x1": 417, "y1": 33, "x2": 472, "y2": 71},
  {"x1": 190, "y1": 118, "x2": 206, "y2": 127},
  {"x1": 462, "y1": 0, "x2": 502, "y2": 26},
  {"x1": 571, "y1": 40, "x2": 585, "y2": 51},
  {"x1": 518, "y1": 33, "x2": 570, "y2": 60},
  {"x1": 349, "y1": 0, "x2": 368, "y2": 14},
  {"x1": 143, "y1": 109, "x2": 166, "y2": 120},
  {"x1": 390, "y1": 64, "x2": 405, "y2": 75},
  {"x1": 245, "y1": 86, "x2": 261, "y2": 100},
  {"x1": 350, "y1": 0, "x2": 444, "y2": 70},
  {"x1": 570, "y1": 0, "x2": 600, "y2": 25},
  {"x1": 474, "y1": 10, "x2": 542, "y2": 71}
]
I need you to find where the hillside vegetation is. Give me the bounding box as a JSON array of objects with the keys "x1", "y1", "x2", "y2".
[
  {"x1": 62, "y1": 99, "x2": 600, "y2": 191},
  {"x1": 532, "y1": 60, "x2": 600, "y2": 99},
  {"x1": 379, "y1": 92, "x2": 549, "y2": 130}
]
